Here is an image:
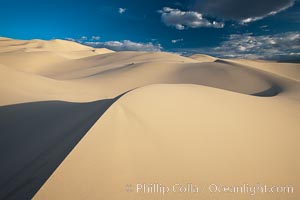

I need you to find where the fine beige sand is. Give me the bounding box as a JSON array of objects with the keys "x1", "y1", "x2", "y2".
[{"x1": 0, "y1": 37, "x2": 299, "y2": 200}]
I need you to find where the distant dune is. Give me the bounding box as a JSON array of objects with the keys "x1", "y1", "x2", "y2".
[
  {"x1": 190, "y1": 54, "x2": 217, "y2": 62},
  {"x1": 0, "y1": 38, "x2": 299, "y2": 200}
]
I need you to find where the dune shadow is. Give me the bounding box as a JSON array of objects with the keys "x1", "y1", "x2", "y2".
[
  {"x1": 214, "y1": 59, "x2": 233, "y2": 65},
  {"x1": 214, "y1": 59, "x2": 283, "y2": 97},
  {"x1": 277, "y1": 60, "x2": 300, "y2": 63},
  {"x1": 251, "y1": 84, "x2": 282, "y2": 97},
  {"x1": 0, "y1": 96, "x2": 121, "y2": 200}
]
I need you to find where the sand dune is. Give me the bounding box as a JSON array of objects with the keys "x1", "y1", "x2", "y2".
[
  {"x1": 0, "y1": 37, "x2": 114, "y2": 69},
  {"x1": 190, "y1": 54, "x2": 217, "y2": 62},
  {"x1": 0, "y1": 38, "x2": 300, "y2": 199},
  {"x1": 34, "y1": 84, "x2": 300, "y2": 200},
  {"x1": 227, "y1": 59, "x2": 300, "y2": 82},
  {"x1": 31, "y1": 51, "x2": 197, "y2": 79}
]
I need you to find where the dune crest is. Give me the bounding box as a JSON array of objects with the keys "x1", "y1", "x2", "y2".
[
  {"x1": 0, "y1": 37, "x2": 114, "y2": 59},
  {"x1": 190, "y1": 54, "x2": 217, "y2": 62}
]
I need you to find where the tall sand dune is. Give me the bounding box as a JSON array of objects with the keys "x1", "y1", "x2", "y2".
[{"x1": 34, "y1": 84, "x2": 300, "y2": 200}]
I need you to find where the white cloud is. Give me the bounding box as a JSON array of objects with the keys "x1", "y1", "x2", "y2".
[
  {"x1": 158, "y1": 7, "x2": 224, "y2": 30},
  {"x1": 80, "y1": 36, "x2": 87, "y2": 41},
  {"x1": 243, "y1": 2, "x2": 295, "y2": 23},
  {"x1": 65, "y1": 38, "x2": 76, "y2": 42},
  {"x1": 66, "y1": 36, "x2": 100, "y2": 42},
  {"x1": 191, "y1": 0, "x2": 295, "y2": 23},
  {"x1": 84, "y1": 40, "x2": 162, "y2": 52},
  {"x1": 241, "y1": 3, "x2": 293, "y2": 23},
  {"x1": 213, "y1": 32, "x2": 300, "y2": 59},
  {"x1": 171, "y1": 38, "x2": 184, "y2": 43},
  {"x1": 91, "y1": 36, "x2": 101, "y2": 41},
  {"x1": 118, "y1": 8, "x2": 126, "y2": 14},
  {"x1": 173, "y1": 32, "x2": 300, "y2": 60}
]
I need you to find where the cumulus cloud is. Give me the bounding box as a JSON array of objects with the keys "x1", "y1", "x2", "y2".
[
  {"x1": 65, "y1": 38, "x2": 76, "y2": 42},
  {"x1": 213, "y1": 32, "x2": 300, "y2": 59},
  {"x1": 171, "y1": 38, "x2": 184, "y2": 43},
  {"x1": 84, "y1": 40, "x2": 162, "y2": 52},
  {"x1": 91, "y1": 36, "x2": 101, "y2": 41},
  {"x1": 66, "y1": 36, "x2": 100, "y2": 42},
  {"x1": 118, "y1": 8, "x2": 126, "y2": 14},
  {"x1": 158, "y1": 7, "x2": 224, "y2": 30},
  {"x1": 191, "y1": 0, "x2": 295, "y2": 22},
  {"x1": 81, "y1": 36, "x2": 87, "y2": 40},
  {"x1": 174, "y1": 32, "x2": 300, "y2": 60}
]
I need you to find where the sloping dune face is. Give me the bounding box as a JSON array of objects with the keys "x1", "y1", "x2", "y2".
[
  {"x1": 0, "y1": 38, "x2": 300, "y2": 200},
  {"x1": 34, "y1": 85, "x2": 300, "y2": 200}
]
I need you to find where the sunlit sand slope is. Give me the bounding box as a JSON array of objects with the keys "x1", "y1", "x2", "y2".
[{"x1": 34, "y1": 84, "x2": 300, "y2": 200}]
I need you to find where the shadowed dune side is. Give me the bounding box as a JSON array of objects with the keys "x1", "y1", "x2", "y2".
[
  {"x1": 0, "y1": 96, "x2": 121, "y2": 200},
  {"x1": 251, "y1": 84, "x2": 282, "y2": 96},
  {"x1": 278, "y1": 60, "x2": 300, "y2": 63}
]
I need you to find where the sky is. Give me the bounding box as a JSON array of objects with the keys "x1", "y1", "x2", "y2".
[{"x1": 0, "y1": 0, "x2": 299, "y2": 60}]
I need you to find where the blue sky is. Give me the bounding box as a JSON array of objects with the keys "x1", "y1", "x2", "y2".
[{"x1": 0, "y1": 0, "x2": 299, "y2": 59}]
